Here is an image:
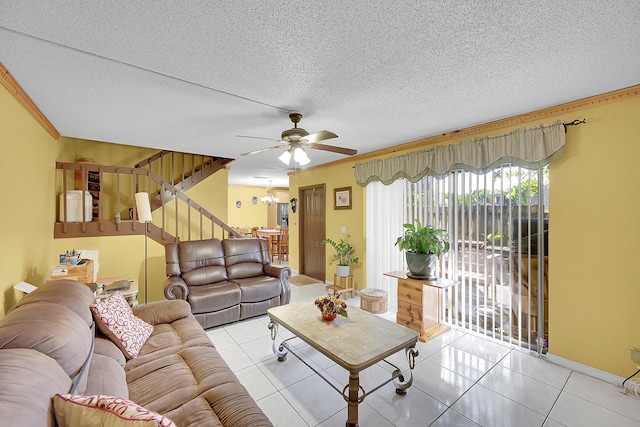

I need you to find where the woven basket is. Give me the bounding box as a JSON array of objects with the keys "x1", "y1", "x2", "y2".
[{"x1": 360, "y1": 288, "x2": 388, "y2": 314}]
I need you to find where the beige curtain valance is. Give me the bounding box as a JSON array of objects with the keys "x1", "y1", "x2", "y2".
[{"x1": 354, "y1": 120, "x2": 566, "y2": 186}]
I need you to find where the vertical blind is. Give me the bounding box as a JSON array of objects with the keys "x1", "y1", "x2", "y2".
[
  {"x1": 362, "y1": 122, "x2": 561, "y2": 351},
  {"x1": 366, "y1": 167, "x2": 549, "y2": 350}
]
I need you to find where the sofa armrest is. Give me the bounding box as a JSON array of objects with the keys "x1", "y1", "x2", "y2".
[
  {"x1": 132, "y1": 300, "x2": 192, "y2": 325},
  {"x1": 164, "y1": 276, "x2": 189, "y2": 301},
  {"x1": 264, "y1": 264, "x2": 292, "y2": 305}
]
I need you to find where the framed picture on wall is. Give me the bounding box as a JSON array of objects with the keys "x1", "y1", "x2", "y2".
[{"x1": 334, "y1": 187, "x2": 352, "y2": 210}]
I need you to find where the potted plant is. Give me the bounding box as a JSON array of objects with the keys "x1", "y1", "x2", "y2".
[
  {"x1": 395, "y1": 220, "x2": 450, "y2": 279},
  {"x1": 322, "y1": 234, "x2": 360, "y2": 277},
  {"x1": 314, "y1": 292, "x2": 348, "y2": 321}
]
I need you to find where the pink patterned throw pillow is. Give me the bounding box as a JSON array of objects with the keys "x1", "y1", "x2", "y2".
[
  {"x1": 90, "y1": 292, "x2": 153, "y2": 359},
  {"x1": 53, "y1": 394, "x2": 177, "y2": 427}
]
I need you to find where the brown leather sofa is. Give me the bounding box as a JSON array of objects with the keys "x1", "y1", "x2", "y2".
[
  {"x1": 164, "y1": 238, "x2": 292, "y2": 329},
  {"x1": 0, "y1": 279, "x2": 272, "y2": 426}
]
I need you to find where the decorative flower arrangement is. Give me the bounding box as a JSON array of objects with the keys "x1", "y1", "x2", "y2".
[{"x1": 315, "y1": 293, "x2": 348, "y2": 321}]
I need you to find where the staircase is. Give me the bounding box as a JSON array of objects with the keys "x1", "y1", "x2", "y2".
[
  {"x1": 133, "y1": 151, "x2": 230, "y2": 210},
  {"x1": 54, "y1": 151, "x2": 241, "y2": 244}
]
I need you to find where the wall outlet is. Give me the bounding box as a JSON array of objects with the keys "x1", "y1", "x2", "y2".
[
  {"x1": 630, "y1": 347, "x2": 640, "y2": 364},
  {"x1": 341, "y1": 226, "x2": 346, "y2": 233}
]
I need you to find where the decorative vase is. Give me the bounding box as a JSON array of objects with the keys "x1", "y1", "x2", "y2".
[
  {"x1": 322, "y1": 312, "x2": 337, "y2": 321},
  {"x1": 405, "y1": 252, "x2": 438, "y2": 279},
  {"x1": 336, "y1": 265, "x2": 351, "y2": 277}
]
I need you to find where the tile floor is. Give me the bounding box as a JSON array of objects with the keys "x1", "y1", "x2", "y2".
[{"x1": 205, "y1": 281, "x2": 640, "y2": 427}]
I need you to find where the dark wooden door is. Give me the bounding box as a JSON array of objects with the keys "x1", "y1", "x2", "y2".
[{"x1": 299, "y1": 184, "x2": 325, "y2": 280}]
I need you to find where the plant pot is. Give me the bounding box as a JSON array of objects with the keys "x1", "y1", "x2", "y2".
[
  {"x1": 336, "y1": 265, "x2": 351, "y2": 277},
  {"x1": 405, "y1": 252, "x2": 438, "y2": 279},
  {"x1": 322, "y1": 312, "x2": 337, "y2": 321}
]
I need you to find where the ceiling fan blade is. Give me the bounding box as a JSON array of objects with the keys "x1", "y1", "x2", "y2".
[
  {"x1": 241, "y1": 145, "x2": 287, "y2": 156},
  {"x1": 301, "y1": 130, "x2": 338, "y2": 144},
  {"x1": 306, "y1": 143, "x2": 357, "y2": 156},
  {"x1": 236, "y1": 134, "x2": 282, "y2": 142}
]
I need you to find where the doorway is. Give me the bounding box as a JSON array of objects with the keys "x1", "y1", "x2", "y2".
[{"x1": 299, "y1": 184, "x2": 326, "y2": 281}]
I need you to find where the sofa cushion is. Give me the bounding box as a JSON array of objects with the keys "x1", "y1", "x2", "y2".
[
  {"x1": 224, "y1": 238, "x2": 269, "y2": 279},
  {"x1": 188, "y1": 281, "x2": 241, "y2": 314},
  {"x1": 94, "y1": 336, "x2": 127, "y2": 368},
  {"x1": 178, "y1": 239, "x2": 228, "y2": 286},
  {"x1": 85, "y1": 353, "x2": 129, "y2": 398},
  {"x1": 0, "y1": 302, "x2": 92, "y2": 377},
  {"x1": 0, "y1": 348, "x2": 72, "y2": 427},
  {"x1": 226, "y1": 262, "x2": 265, "y2": 279},
  {"x1": 127, "y1": 346, "x2": 272, "y2": 427},
  {"x1": 126, "y1": 316, "x2": 215, "y2": 370},
  {"x1": 90, "y1": 292, "x2": 153, "y2": 360},
  {"x1": 182, "y1": 264, "x2": 229, "y2": 286},
  {"x1": 233, "y1": 276, "x2": 283, "y2": 302},
  {"x1": 53, "y1": 394, "x2": 177, "y2": 427},
  {"x1": 132, "y1": 299, "x2": 192, "y2": 326},
  {"x1": 11, "y1": 279, "x2": 96, "y2": 326}
]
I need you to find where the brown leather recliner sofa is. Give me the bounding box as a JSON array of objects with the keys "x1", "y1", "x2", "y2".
[
  {"x1": 0, "y1": 279, "x2": 272, "y2": 427},
  {"x1": 164, "y1": 238, "x2": 292, "y2": 329}
]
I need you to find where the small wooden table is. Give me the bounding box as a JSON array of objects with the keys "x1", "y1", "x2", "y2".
[
  {"x1": 384, "y1": 271, "x2": 457, "y2": 342},
  {"x1": 326, "y1": 274, "x2": 355, "y2": 299},
  {"x1": 268, "y1": 300, "x2": 418, "y2": 427}
]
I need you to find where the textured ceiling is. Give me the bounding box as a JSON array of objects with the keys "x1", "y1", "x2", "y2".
[{"x1": 1, "y1": 1, "x2": 638, "y2": 188}]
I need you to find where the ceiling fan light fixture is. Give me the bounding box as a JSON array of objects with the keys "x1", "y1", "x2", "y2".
[
  {"x1": 293, "y1": 146, "x2": 310, "y2": 165},
  {"x1": 278, "y1": 150, "x2": 292, "y2": 165}
]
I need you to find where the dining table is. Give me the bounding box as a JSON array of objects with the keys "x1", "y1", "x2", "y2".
[{"x1": 255, "y1": 228, "x2": 282, "y2": 259}]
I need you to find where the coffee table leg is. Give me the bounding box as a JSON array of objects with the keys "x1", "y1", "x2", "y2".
[
  {"x1": 268, "y1": 322, "x2": 288, "y2": 361},
  {"x1": 346, "y1": 371, "x2": 359, "y2": 427},
  {"x1": 393, "y1": 346, "x2": 419, "y2": 395}
]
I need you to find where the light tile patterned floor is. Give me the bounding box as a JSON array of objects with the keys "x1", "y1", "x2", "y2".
[{"x1": 206, "y1": 281, "x2": 640, "y2": 427}]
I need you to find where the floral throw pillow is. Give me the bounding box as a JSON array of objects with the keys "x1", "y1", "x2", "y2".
[
  {"x1": 90, "y1": 292, "x2": 153, "y2": 359},
  {"x1": 53, "y1": 394, "x2": 176, "y2": 427}
]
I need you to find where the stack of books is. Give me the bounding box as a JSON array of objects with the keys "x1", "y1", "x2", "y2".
[{"x1": 103, "y1": 279, "x2": 131, "y2": 293}]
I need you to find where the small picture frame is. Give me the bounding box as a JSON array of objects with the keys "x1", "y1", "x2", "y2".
[{"x1": 333, "y1": 187, "x2": 352, "y2": 210}]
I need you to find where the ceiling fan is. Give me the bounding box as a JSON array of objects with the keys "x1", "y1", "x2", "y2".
[{"x1": 238, "y1": 112, "x2": 357, "y2": 165}]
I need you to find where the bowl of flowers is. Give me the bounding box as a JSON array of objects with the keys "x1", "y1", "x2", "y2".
[{"x1": 315, "y1": 293, "x2": 348, "y2": 321}]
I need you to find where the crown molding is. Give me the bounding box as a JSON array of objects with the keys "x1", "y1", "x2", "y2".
[
  {"x1": 0, "y1": 61, "x2": 60, "y2": 139},
  {"x1": 295, "y1": 84, "x2": 640, "y2": 175}
]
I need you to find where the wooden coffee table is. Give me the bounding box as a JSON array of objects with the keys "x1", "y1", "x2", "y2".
[{"x1": 268, "y1": 300, "x2": 419, "y2": 427}]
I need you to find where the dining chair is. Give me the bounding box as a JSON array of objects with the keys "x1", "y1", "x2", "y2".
[{"x1": 276, "y1": 228, "x2": 289, "y2": 262}]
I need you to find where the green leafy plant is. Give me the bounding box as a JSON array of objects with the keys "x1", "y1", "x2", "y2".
[
  {"x1": 322, "y1": 234, "x2": 361, "y2": 266},
  {"x1": 395, "y1": 220, "x2": 451, "y2": 255}
]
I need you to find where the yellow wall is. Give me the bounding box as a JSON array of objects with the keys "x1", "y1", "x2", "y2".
[
  {"x1": 227, "y1": 185, "x2": 269, "y2": 230},
  {"x1": 290, "y1": 94, "x2": 640, "y2": 378},
  {"x1": 0, "y1": 84, "x2": 65, "y2": 315},
  {"x1": 0, "y1": 82, "x2": 230, "y2": 311},
  {"x1": 550, "y1": 97, "x2": 640, "y2": 376},
  {"x1": 289, "y1": 167, "x2": 366, "y2": 290}
]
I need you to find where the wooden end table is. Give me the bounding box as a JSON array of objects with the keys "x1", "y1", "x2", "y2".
[
  {"x1": 385, "y1": 271, "x2": 457, "y2": 342},
  {"x1": 326, "y1": 274, "x2": 355, "y2": 299}
]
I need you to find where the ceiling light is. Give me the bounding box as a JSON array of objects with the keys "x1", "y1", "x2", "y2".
[
  {"x1": 261, "y1": 180, "x2": 280, "y2": 205},
  {"x1": 293, "y1": 146, "x2": 310, "y2": 165},
  {"x1": 261, "y1": 194, "x2": 279, "y2": 204},
  {"x1": 278, "y1": 150, "x2": 292, "y2": 165}
]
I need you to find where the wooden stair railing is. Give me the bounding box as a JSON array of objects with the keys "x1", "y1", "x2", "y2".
[
  {"x1": 54, "y1": 161, "x2": 242, "y2": 243},
  {"x1": 134, "y1": 151, "x2": 233, "y2": 210}
]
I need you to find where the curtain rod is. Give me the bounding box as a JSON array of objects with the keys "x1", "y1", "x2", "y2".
[{"x1": 563, "y1": 118, "x2": 586, "y2": 132}]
